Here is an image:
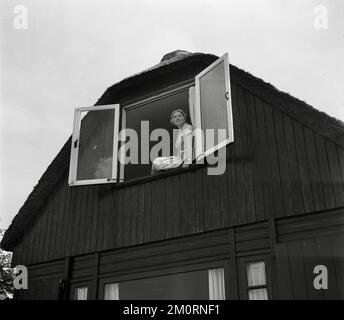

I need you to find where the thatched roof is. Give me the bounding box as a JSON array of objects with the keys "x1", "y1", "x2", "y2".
[{"x1": 1, "y1": 50, "x2": 343, "y2": 251}]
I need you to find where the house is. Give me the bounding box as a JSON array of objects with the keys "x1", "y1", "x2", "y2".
[{"x1": 1, "y1": 50, "x2": 344, "y2": 300}]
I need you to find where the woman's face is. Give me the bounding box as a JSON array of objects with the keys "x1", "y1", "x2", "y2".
[{"x1": 172, "y1": 111, "x2": 186, "y2": 128}]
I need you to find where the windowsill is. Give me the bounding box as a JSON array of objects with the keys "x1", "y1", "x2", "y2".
[{"x1": 109, "y1": 162, "x2": 207, "y2": 190}]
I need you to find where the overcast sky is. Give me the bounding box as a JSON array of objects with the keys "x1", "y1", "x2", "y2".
[{"x1": 0, "y1": 0, "x2": 343, "y2": 230}]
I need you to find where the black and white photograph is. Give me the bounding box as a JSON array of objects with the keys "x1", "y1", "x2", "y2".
[{"x1": 0, "y1": 0, "x2": 343, "y2": 306}]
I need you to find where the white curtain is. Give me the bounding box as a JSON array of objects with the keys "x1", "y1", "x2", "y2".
[
  {"x1": 188, "y1": 86, "x2": 196, "y2": 126},
  {"x1": 75, "y1": 287, "x2": 88, "y2": 300},
  {"x1": 104, "y1": 283, "x2": 119, "y2": 300},
  {"x1": 247, "y1": 262, "x2": 268, "y2": 300},
  {"x1": 247, "y1": 262, "x2": 266, "y2": 287},
  {"x1": 208, "y1": 268, "x2": 225, "y2": 300}
]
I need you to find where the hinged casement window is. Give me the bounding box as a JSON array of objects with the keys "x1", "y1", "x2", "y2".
[
  {"x1": 194, "y1": 53, "x2": 234, "y2": 159},
  {"x1": 68, "y1": 104, "x2": 120, "y2": 186}
]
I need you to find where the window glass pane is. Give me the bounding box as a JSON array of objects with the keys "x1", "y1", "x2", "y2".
[
  {"x1": 199, "y1": 61, "x2": 229, "y2": 149},
  {"x1": 76, "y1": 109, "x2": 115, "y2": 180},
  {"x1": 118, "y1": 269, "x2": 209, "y2": 300},
  {"x1": 248, "y1": 288, "x2": 268, "y2": 300},
  {"x1": 74, "y1": 287, "x2": 88, "y2": 300},
  {"x1": 124, "y1": 90, "x2": 189, "y2": 180},
  {"x1": 247, "y1": 261, "x2": 266, "y2": 287},
  {"x1": 104, "y1": 283, "x2": 119, "y2": 300}
]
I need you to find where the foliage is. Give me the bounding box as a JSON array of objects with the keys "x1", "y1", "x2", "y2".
[{"x1": 0, "y1": 229, "x2": 15, "y2": 299}]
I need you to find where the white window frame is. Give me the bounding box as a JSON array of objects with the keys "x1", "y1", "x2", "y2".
[
  {"x1": 68, "y1": 104, "x2": 120, "y2": 186},
  {"x1": 194, "y1": 53, "x2": 234, "y2": 160}
]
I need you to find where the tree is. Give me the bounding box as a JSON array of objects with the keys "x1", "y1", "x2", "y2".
[{"x1": 0, "y1": 229, "x2": 15, "y2": 299}]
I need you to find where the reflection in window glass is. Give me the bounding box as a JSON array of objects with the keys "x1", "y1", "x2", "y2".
[
  {"x1": 74, "y1": 287, "x2": 88, "y2": 300},
  {"x1": 199, "y1": 61, "x2": 229, "y2": 149},
  {"x1": 118, "y1": 270, "x2": 208, "y2": 300},
  {"x1": 76, "y1": 109, "x2": 115, "y2": 180}
]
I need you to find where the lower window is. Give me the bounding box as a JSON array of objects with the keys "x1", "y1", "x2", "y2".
[{"x1": 104, "y1": 268, "x2": 225, "y2": 300}]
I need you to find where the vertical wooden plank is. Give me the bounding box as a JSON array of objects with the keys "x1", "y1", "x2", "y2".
[
  {"x1": 195, "y1": 168, "x2": 205, "y2": 233},
  {"x1": 150, "y1": 180, "x2": 159, "y2": 242},
  {"x1": 238, "y1": 87, "x2": 255, "y2": 223},
  {"x1": 143, "y1": 182, "x2": 152, "y2": 242},
  {"x1": 254, "y1": 97, "x2": 274, "y2": 221},
  {"x1": 180, "y1": 173, "x2": 188, "y2": 235},
  {"x1": 165, "y1": 177, "x2": 173, "y2": 238},
  {"x1": 122, "y1": 187, "x2": 132, "y2": 246},
  {"x1": 226, "y1": 146, "x2": 238, "y2": 225},
  {"x1": 130, "y1": 186, "x2": 138, "y2": 246},
  {"x1": 293, "y1": 122, "x2": 315, "y2": 213},
  {"x1": 314, "y1": 134, "x2": 336, "y2": 209},
  {"x1": 51, "y1": 182, "x2": 63, "y2": 259},
  {"x1": 71, "y1": 187, "x2": 83, "y2": 255},
  {"x1": 172, "y1": 175, "x2": 181, "y2": 238},
  {"x1": 136, "y1": 184, "x2": 145, "y2": 244},
  {"x1": 330, "y1": 234, "x2": 344, "y2": 299},
  {"x1": 157, "y1": 178, "x2": 166, "y2": 240},
  {"x1": 228, "y1": 228, "x2": 239, "y2": 299},
  {"x1": 219, "y1": 164, "x2": 230, "y2": 228},
  {"x1": 274, "y1": 243, "x2": 294, "y2": 299},
  {"x1": 264, "y1": 103, "x2": 285, "y2": 219},
  {"x1": 231, "y1": 84, "x2": 247, "y2": 224},
  {"x1": 273, "y1": 109, "x2": 295, "y2": 216},
  {"x1": 301, "y1": 238, "x2": 324, "y2": 300},
  {"x1": 58, "y1": 183, "x2": 71, "y2": 259},
  {"x1": 96, "y1": 186, "x2": 106, "y2": 251},
  {"x1": 89, "y1": 186, "x2": 99, "y2": 252},
  {"x1": 102, "y1": 187, "x2": 113, "y2": 250},
  {"x1": 209, "y1": 174, "x2": 221, "y2": 230},
  {"x1": 116, "y1": 188, "x2": 125, "y2": 247},
  {"x1": 203, "y1": 168, "x2": 213, "y2": 230},
  {"x1": 283, "y1": 116, "x2": 305, "y2": 215},
  {"x1": 187, "y1": 171, "x2": 196, "y2": 233},
  {"x1": 245, "y1": 91, "x2": 264, "y2": 222},
  {"x1": 37, "y1": 201, "x2": 49, "y2": 261},
  {"x1": 316, "y1": 236, "x2": 339, "y2": 300},
  {"x1": 303, "y1": 128, "x2": 325, "y2": 211},
  {"x1": 287, "y1": 241, "x2": 309, "y2": 299},
  {"x1": 43, "y1": 195, "x2": 54, "y2": 261},
  {"x1": 109, "y1": 190, "x2": 120, "y2": 247},
  {"x1": 83, "y1": 186, "x2": 92, "y2": 254},
  {"x1": 337, "y1": 147, "x2": 344, "y2": 189},
  {"x1": 326, "y1": 142, "x2": 344, "y2": 207}
]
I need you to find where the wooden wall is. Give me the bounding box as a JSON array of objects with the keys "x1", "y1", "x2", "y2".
[
  {"x1": 17, "y1": 208, "x2": 344, "y2": 300},
  {"x1": 12, "y1": 76, "x2": 344, "y2": 267}
]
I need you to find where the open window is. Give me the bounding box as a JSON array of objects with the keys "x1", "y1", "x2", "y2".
[
  {"x1": 68, "y1": 53, "x2": 233, "y2": 186},
  {"x1": 193, "y1": 53, "x2": 233, "y2": 159},
  {"x1": 68, "y1": 104, "x2": 120, "y2": 186}
]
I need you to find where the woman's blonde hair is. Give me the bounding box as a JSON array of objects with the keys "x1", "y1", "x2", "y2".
[{"x1": 170, "y1": 109, "x2": 188, "y2": 125}]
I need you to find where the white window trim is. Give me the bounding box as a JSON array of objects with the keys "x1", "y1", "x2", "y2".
[
  {"x1": 194, "y1": 53, "x2": 234, "y2": 160},
  {"x1": 68, "y1": 104, "x2": 120, "y2": 186}
]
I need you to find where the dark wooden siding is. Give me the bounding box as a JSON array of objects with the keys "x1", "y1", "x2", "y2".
[
  {"x1": 14, "y1": 78, "x2": 344, "y2": 266},
  {"x1": 275, "y1": 233, "x2": 344, "y2": 300},
  {"x1": 16, "y1": 210, "x2": 343, "y2": 300}
]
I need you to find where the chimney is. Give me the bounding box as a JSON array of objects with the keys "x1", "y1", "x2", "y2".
[{"x1": 160, "y1": 50, "x2": 192, "y2": 62}]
